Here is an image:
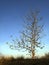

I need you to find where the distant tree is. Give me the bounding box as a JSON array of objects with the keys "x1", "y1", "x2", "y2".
[
  {"x1": 44, "y1": 53, "x2": 49, "y2": 59},
  {"x1": 40, "y1": 53, "x2": 49, "y2": 59},
  {"x1": 6, "y1": 10, "x2": 44, "y2": 59}
]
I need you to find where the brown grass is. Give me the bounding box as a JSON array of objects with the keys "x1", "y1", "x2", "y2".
[{"x1": 0, "y1": 53, "x2": 49, "y2": 65}]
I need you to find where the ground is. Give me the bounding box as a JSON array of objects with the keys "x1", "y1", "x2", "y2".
[{"x1": 0, "y1": 57, "x2": 49, "y2": 65}]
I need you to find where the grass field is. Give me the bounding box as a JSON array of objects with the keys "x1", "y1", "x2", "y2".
[{"x1": 0, "y1": 56, "x2": 49, "y2": 65}]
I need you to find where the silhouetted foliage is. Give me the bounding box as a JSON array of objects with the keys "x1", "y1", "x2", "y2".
[
  {"x1": 0, "y1": 56, "x2": 49, "y2": 65},
  {"x1": 40, "y1": 53, "x2": 49, "y2": 59}
]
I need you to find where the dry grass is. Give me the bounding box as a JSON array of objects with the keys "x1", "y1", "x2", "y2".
[{"x1": 0, "y1": 53, "x2": 49, "y2": 65}]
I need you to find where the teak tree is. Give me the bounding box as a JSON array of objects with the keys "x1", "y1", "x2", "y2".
[{"x1": 6, "y1": 10, "x2": 44, "y2": 59}]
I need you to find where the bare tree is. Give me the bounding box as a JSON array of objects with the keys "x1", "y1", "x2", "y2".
[{"x1": 6, "y1": 10, "x2": 44, "y2": 59}]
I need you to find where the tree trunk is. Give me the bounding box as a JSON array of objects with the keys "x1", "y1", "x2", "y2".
[{"x1": 32, "y1": 46, "x2": 35, "y2": 59}]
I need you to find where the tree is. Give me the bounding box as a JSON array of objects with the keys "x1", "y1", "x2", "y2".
[
  {"x1": 6, "y1": 10, "x2": 44, "y2": 59},
  {"x1": 20, "y1": 10, "x2": 44, "y2": 59}
]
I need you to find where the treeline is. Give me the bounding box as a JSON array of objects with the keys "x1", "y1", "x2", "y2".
[
  {"x1": 0, "y1": 53, "x2": 49, "y2": 65},
  {"x1": 40, "y1": 53, "x2": 49, "y2": 59}
]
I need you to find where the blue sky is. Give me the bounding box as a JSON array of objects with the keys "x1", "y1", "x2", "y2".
[{"x1": 0, "y1": 0, "x2": 49, "y2": 58}]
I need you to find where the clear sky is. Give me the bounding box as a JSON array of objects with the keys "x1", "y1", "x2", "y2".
[{"x1": 0, "y1": 0, "x2": 49, "y2": 58}]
